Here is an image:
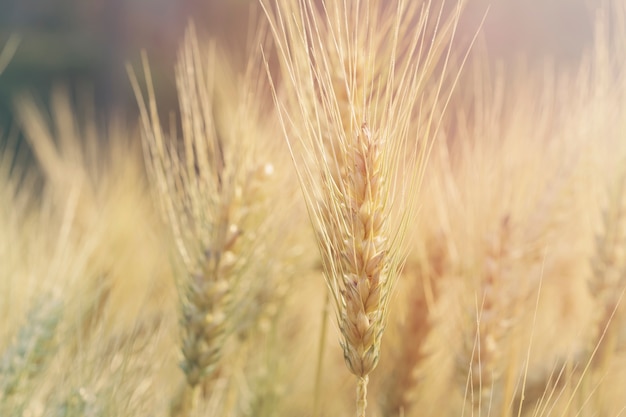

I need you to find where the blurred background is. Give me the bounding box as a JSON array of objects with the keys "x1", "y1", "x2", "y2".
[{"x1": 0, "y1": 0, "x2": 595, "y2": 134}]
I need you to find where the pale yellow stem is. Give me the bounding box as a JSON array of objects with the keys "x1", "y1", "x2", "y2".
[{"x1": 357, "y1": 375, "x2": 369, "y2": 417}]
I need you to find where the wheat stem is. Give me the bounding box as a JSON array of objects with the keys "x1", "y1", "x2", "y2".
[{"x1": 356, "y1": 375, "x2": 369, "y2": 417}]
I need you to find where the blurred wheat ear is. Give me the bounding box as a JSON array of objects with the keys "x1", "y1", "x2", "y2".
[
  {"x1": 130, "y1": 29, "x2": 241, "y2": 411},
  {"x1": 0, "y1": 295, "x2": 63, "y2": 413},
  {"x1": 130, "y1": 18, "x2": 298, "y2": 415},
  {"x1": 260, "y1": 0, "x2": 468, "y2": 415}
]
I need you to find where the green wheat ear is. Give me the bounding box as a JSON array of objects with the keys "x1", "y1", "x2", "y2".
[{"x1": 0, "y1": 295, "x2": 63, "y2": 406}]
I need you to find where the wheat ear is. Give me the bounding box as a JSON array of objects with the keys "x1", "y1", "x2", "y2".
[
  {"x1": 130, "y1": 28, "x2": 238, "y2": 391},
  {"x1": 261, "y1": 0, "x2": 465, "y2": 414},
  {"x1": 0, "y1": 295, "x2": 63, "y2": 410},
  {"x1": 131, "y1": 22, "x2": 288, "y2": 415}
]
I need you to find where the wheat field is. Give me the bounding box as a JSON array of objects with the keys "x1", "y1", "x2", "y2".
[{"x1": 1, "y1": 0, "x2": 626, "y2": 416}]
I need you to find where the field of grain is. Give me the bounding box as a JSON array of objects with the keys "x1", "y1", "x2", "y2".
[{"x1": 1, "y1": 1, "x2": 626, "y2": 416}]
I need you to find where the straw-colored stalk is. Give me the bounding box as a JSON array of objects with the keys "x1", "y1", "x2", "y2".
[{"x1": 262, "y1": 0, "x2": 465, "y2": 415}]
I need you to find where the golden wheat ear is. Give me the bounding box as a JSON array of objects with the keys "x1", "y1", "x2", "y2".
[{"x1": 261, "y1": 0, "x2": 468, "y2": 415}]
